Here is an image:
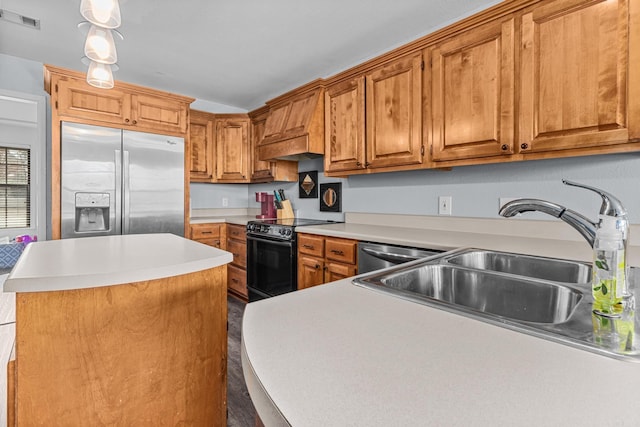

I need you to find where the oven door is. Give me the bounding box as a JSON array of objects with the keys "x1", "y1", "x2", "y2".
[{"x1": 246, "y1": 233, "x2": 296, "y2": 301}]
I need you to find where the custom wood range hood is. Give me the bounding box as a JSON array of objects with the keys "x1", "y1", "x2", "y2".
[{"x1": 257, "y1": 79, "x2": 325, "y2": 161}]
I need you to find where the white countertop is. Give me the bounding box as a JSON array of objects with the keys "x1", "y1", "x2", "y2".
[
  {"x1": 3, "y1": 234, "x2": 232, "y2": 293},
  {"x1": 296, "y1": 222, "x2": 640, "y2": 266},
  {"x1": 189, "y1": 215, "x2": 259, "y2": 226},
  {"x1": 242, "y1": 280, "x2": 640, "y2": 427}
]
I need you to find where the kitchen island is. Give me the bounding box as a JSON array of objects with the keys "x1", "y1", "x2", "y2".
[{"x1": 4, "y1": 233, "x2": 232, "y2": 426}]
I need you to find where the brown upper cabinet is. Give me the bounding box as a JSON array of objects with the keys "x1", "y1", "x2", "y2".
[
  {"x1": 429, "y1": 16, "x2": 515, "y2": 162},
  {"x1": 215, "y1": 115, "x2": 251, "y2": 182},
  {"x1": 189, "y1": 110, "x2": 215, "y2": 182},
  {"x1": 257, "y1": 80, "x2": 325, "y2": 161},
  {"x1": 519, "y1": 0, "x2": 636, "y2": 154},
  {"x1": 249, "y1": 107, "x2": 298, "y2": 183},
  {"x1": 324, "y1": 53, "x2": 424, "y2": 175},
  {"x1": 46, "y1": 66, "x2": 190, "y2": 135}
]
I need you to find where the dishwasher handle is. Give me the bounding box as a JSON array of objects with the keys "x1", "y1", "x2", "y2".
[{"x1": 360, "y1": 247, "x2": 423, "y2": 264}]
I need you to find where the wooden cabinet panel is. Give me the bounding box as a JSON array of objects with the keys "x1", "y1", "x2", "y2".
[
  {"x1": 227, "y1": 224, "x2": 247, "y2": 243},
  {"x1": 190, "y1": 223, "x2": 222, "y2": 240},
  {"x1": 365, "y1": 54, "x2": 423, "y2": 169},
  {"x1": 250, "y1": 109, "x2": 298, "y2": 183},
  {"x1": 324, "y1": 77, "x2": 366, "y2": 173},
  {"x1": 189, "y1": 110, "x2": 215, "y2": 182},
  {"x1": 519, "y1": 0, "x2": 630, "y2": 153},
  {"x1": 131, "y1": 93, "x2": 188, "y2": 134},
  {"x1": 56, "y1": 76, "x2": 130, "y2": 124},
  {"x1": 262, "y1": 103, "x2": 290, "y2": 141},
  {"x1": 228, "y1": 264, "x2": 247, "y2": 297},
  {"x1": 227, "y1": 238, "x2": 247, "y2": 269},
  {"x1": 431, "y1": 17, "x2": 515, "y2": 161},
  {"x1": 282, "y1": 90, "x2": 321, "y2": 137},
  {"x1": 325, "y1": 237, "x2": 357, "y2": 264},
  {"x1": 298, "y1": 234, "x2": 325, "y2": 257},
  {"x1": 325, "y1": 262, "x2": 357, "y2": 282},
  {"x1": 298, "y1": 255, "x2": 325, "y2": 290},
  {"x1": 215, "y1": 117, "x2": 250, "y2": 182}
]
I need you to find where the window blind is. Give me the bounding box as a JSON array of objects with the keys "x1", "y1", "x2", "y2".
[{"x1": 0, "y1": 147, "x2": 30, "y2": 228}]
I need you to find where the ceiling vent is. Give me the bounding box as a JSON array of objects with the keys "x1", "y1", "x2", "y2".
[{"x1": 0, "y1": 9, "x2": 41, "y2": 30}]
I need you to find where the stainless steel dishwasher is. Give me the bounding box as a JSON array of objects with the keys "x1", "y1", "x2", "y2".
[{"x1": 357, "y1": 241, "x2": 443, "y2": 274}]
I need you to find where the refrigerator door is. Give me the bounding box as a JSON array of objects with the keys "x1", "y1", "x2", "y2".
[
  {"x1": 122, "y1": 130, "x2": 184, "y2": 236},
  {"x1": 61, "y1": 122, "x2": 122, "y2": 238}
]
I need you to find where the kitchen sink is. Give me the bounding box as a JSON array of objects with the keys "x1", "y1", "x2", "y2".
[
  {"x1": 353, "y1": 248, "x2": 640, "y2": 361},
  {"x1": 376, "y1": 264, "x2": 582, "y2": 324},
  {"x1": 444, "y1": 249, "x2": 591, "y2": 284}
]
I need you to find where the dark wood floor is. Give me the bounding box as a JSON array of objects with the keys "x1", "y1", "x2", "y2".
[{"x1": 227, "y1": 295, "x2": 257, "y2": 427}]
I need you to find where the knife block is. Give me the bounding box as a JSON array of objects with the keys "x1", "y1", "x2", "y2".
[{"x1": 277, "y1": 200, "x2": 295, "y2": 220}]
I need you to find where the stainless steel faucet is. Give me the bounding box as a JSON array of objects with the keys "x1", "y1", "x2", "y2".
[{"x1": 499, "y1": 180, "x2": 628, "y2": 248}]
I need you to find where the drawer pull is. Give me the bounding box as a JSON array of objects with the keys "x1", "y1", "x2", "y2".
[
  {"x1": 201, "y1": 231, "x2": 213, "y2": 234},
  {"x1": 315, "y1": 264, "x2": 320, "y2": 269},
  {"x1": 231, "y1": 278, "x2": 239, "y2": 283},
  {"x1": 303, "y1": 244, "x2": 315, "y2": 249},
  {"x1": 330, "y1": 249, "x2": 344, "y2": 256}
]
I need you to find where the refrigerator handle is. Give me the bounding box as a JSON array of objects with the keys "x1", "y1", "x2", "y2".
[
  {"x1": 114, "y1": 150, "x2": 122, "y2": 235},
  {"x1": 123, "y1": 150, "x2": 131, "y2": 234}
]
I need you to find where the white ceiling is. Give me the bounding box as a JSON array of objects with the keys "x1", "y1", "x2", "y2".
[{"x1": 0, "y1": 0, "x2": 501, "y2": 111}]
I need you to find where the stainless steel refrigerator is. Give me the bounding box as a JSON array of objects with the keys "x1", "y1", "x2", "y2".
[{"x1": 61, "y1": 122, "x2": 184, "y2": 239}]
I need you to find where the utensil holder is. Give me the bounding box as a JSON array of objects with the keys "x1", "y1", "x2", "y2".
[{"x1": 277, "y1": 200, "x2": 295, "y2": 219}]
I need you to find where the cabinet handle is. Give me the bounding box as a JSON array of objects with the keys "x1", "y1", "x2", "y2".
[
  {"x1": 124, "y1": 118, "x2": 130, "y2": 123},
  {"x1": 501, "y1": 144, "x2": 508, "y2": 151},
  {"x1": 132, "y1": 120, "x2": 137, "y2": 125},
  {"x1": 303, "y1": 244, "x2": 314, "y2": 249},
  {"x1": 521, "y1": 143, "x2": 529, "y2": 150},
  {"x1": 356, "y1": 162, "x2": 362, "y2": 167},
  {"x1": 330, "y1": 249, "x2": 344, "y2": 256},
  {"x1": 201, "y1": 231, "x2": 213, "y2": 234},
  {"x1": 365, "y1": 162, "x2": 371, "y2": 167},
  {"x1": 231, "y1": 278, "x2": 239, "y2": 283},
  {"x1": 233, "y1": 253, "x2": 239, "y2": 257},
  {"x1": 314, "y1": 264, "x2": 320, "y2": 269}
]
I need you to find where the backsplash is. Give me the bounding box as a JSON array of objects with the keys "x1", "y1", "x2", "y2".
[{"x1": 193, "y1": 154, "x2": 640, "y2": 223}]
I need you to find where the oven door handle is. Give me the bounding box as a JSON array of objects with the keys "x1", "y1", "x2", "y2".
[{"x1": 247, "y1": 234, "x2": 293, "y2": 247}]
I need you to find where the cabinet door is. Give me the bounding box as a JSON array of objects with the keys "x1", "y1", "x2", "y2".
[
  {"x1": 519, "y1": 0, "x2": 630, "y2": 153},
  {"x1": 325, "y1": 237, "x2": 357, "y2": 264},
  {"x1": 55, "y1": 76, "x2": 130, "y2": 125},
  {"x1": 250, "y1": 112, "x2": 273, "y2": 181},
  {"x1": 298, "y1": 234, "x2": 325, "y2": 258},
  {"x1": 431, "y1": 17, "x2": 515, "y2": 161},
  {"x1": 325, "y1": 262, "x2": 357, "y2": 283},
  {"x1": 215, "y1": 118, "x2": 250, "y2": 182},
  {"x1": 227, "y1": 238, "x2": 247, "y2": 269},
  {"x1": 228, "y1": 264, "x2": 248, "y2": 298},
  {"x1": 365, "y1": 54, "x2": 423, "y2": 169},
  {"x1": 130, "y1": 93, "x2": 188, "y2": 134},
  {"x1": 189, "y1": 111, "x2": 215, "y2": 182},
  {"x1": 297, "y1": 255, "x2": 325, "y2": 289},
  {"x1": 324, "y1": 77, "x2": 366, "y2": 173}
]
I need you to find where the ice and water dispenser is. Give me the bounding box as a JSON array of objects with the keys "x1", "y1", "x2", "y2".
[{"x1": 74, "y1": 192, "x2": 110, "y2": 233}]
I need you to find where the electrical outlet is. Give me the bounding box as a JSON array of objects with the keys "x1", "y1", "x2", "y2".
[
  {"x1": 438, "y1": 196, "x2": 452, "y2": 216},
  {"x1": 222, "y1": 197, "x2": 229, "y2": 207}
]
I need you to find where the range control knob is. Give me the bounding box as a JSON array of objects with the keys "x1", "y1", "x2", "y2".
[
  {"x1": 284, "y1": 229, "x2": 292, "y2": 236},
  {"x1": 260, "y1": 225, "x2": 270, "y2": 233}
]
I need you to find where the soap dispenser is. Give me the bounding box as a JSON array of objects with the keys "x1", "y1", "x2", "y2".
[{"x1": 563, "y1": 180, "x2": 631, "y2": 309}]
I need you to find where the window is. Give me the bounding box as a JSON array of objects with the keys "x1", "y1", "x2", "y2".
[
  {"x1": 0, "y1": 90, "x2": 46, "y2": 240},
  {"x1": 0, "y1": 147, "x2": 30, "y2": 228}
]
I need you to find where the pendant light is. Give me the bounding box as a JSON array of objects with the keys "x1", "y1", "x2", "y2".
[
  {"x1": 86, "y1": 61, "x2": 115, "y2": 89},
  {"x1": 79, "y1": 0, "x2": 122, "y2": 89},
  {"x1": 80, "y1": 0, "x2": 121, "y2": 29},
  {"x1": 84, "y1": 25, "x2": 117, "y2": 64}
]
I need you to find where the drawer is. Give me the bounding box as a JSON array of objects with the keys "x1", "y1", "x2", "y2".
[
  {"x1": 190, "y1": 223, "x2": 222, "y2": 240},
  {"x1": 227, "y1": 224, "x2": 247, "y2": 242},
  {"x1": 227, "y1": 264, "x2": 247, "y2": 297},
  {"x1": 325, "y1": 261, "x2": 357, "y2": 282},
  {"x1": 227, "y1": 238, "x2": 246, "y2": 269},
  {"x1": 325, "y1": 237, "x2": 357, "y2": 264},
  {"x1": 298, "y1": 234, "x2": 324, "y2": 257},
  {"x1": 197, "y1": 238, "x2": 223, "y2": 249}
]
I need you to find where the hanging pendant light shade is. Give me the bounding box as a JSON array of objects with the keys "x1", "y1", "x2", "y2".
[
  {"x1": 80, "y1": 0, "x2": 121, "y2": 29},
  {"x1": 84, "y1": 25, "x2": 117, "y2": 64},
  {"x1": 86, "y1": 60, "x2": 114, "y2": 89}
]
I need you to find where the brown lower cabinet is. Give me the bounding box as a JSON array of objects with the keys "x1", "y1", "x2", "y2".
[
  {"x1": 297, "y1": 233, "x2": 358, "y2": 289},
  {"x1": 226, "y1": 224, "x2": 248, "y2": 300},
  {"x1": 190, "y1": 223, "x2": 225, "y2": 249}
]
